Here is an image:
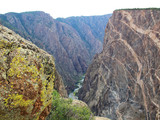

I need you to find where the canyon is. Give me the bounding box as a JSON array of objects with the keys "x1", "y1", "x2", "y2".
[
  {"x1": 1, "y1": 8, "x2": 160, "y2": 120},
  {"x1": 0, "y1": 12, "x2": 111, "y2": 93},
  {"x1": 0, "y1": 24, "x2": 110, "y2": 120},
  {"x1": 78, "y1": 9, "x2": 160, "y2": 120}
]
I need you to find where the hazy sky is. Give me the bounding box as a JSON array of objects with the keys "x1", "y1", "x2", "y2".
[{"x1": 1, "y1": 0, "x2": 159, "y2": 18}]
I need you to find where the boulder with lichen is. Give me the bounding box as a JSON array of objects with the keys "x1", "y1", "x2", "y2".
[{"x1": 0, "y1": 25, "x2": 56, "y2": 120}]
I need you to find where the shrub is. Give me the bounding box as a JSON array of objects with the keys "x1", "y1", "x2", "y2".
[{"x1": 47, "y1": 90, "x2": 94, "y2": 120}]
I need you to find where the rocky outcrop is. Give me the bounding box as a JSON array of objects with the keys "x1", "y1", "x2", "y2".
[
  {"x1": 0, "y1": 12, "x2": 111, "y2": 93},
  {"x1": 78, "y1": 9, "x2": 160, "y2": 120},
  {"x1": 71, "y1": 100, "x2": 111, "y2": 120},
  {"x1": 94, "y1": 116, "x2": 111, "y2": 120},
  {"x1": 0, "y1": 25, "x2": 66, "y2": 120},
  {"x1": 54, "y1": 70, "x2": 68, "y2": 98}
]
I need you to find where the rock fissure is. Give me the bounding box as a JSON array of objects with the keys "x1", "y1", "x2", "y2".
[{"x1": 150, "y1": 10, "x2": 156, "y2": 25}]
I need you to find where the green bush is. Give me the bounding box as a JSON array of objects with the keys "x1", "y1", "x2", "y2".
[{"x1": 48, "y1": 90, "x2": 93, "y2": 120}]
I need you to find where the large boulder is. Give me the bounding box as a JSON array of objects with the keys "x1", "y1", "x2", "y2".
[{"x1": 0, "y1": 25, "x2": 56, "y2": 120}]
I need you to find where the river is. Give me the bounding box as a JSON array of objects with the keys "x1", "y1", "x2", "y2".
[{"x1": 69, "y1": 76, "x2": 84, "y2": 99}]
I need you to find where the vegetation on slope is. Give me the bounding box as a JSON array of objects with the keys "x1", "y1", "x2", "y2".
[{"x1": 47, "y1": 90, "x2": 94, "y2": 120}]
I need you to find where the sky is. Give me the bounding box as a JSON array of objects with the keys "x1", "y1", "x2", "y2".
[{"x1": 1, "y1": 0, "x2": 160, "y2": 18}]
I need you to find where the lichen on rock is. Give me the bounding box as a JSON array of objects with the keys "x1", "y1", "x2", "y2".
[{"x1": 0, "y1": 25, "x2": 56, "y2": 120}]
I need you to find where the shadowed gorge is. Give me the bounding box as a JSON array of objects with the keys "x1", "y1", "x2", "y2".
[
  {"x1": 78, "y1": 9, "x2": 160, "y2": 120},
  {"x1": 57, "y1": 14, "x2": 112, "y2": 56},
  {"x1": 0, "y1": 12, "x2": 111, "y2": 93}
]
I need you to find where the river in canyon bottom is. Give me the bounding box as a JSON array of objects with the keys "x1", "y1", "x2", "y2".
[{"x1": 69, "y1": 76, "x2": 84, "y2": 99}]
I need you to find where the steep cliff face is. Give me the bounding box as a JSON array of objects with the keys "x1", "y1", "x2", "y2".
[
  {"x1": 79, "y1": 9, "x2": 160, "y2": 120},
  {"x1": 0, "y1": 25, "x2": 67, "y2": 120},
  {"x1": 0, "y1": 12, "x2": 111, "y2": 92},
  {"x1": 57, "y1": 14, "x2": 112, "y2": 56}
]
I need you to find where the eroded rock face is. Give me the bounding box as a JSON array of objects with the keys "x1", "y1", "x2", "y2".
[
  {"x1": 78, "y1": 9, "x2": 160, "y2": 120},
  {"x1": 0, "y1": 25, "x2": 58, "y2": 120}
]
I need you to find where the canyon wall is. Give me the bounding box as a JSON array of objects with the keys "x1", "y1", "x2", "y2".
[
  {"x1": 57, "y1": 14, "x2": 112, "y2": 56},
  {"x1": 79, "y1": 9, "x2": 160, "y2": 120}
]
